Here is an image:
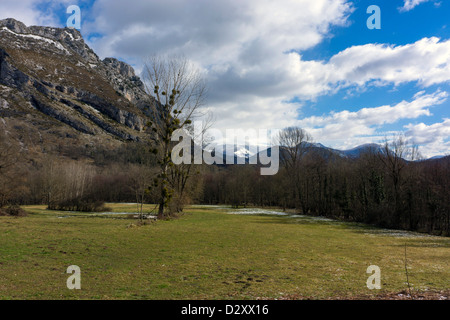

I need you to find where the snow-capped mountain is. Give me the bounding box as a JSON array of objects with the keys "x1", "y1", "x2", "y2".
[{"x1": 213, "y1": 140, "x2": 445, "y2": 163}]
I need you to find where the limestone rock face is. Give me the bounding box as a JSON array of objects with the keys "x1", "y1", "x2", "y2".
[{"x1": 0, "y1": 18, "x2": 160, "y2": 145}]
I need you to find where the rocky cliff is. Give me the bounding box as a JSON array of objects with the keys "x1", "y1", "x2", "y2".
[{"x1": 0, "y1": 18, "x2": 159, "y2": 152}]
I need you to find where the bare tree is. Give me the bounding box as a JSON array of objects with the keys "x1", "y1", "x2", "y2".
[
  {"x1": 0, "y1": 129, "x2": 21, "y2": 207},
  {"x1": 278, "y1": 127, "x2": 312, "y2": 167},
  {"x1": 41, "y1": 158, "x2": 96, "y2": 211},
  {"x1": 143, "y1": 55, "x2": 208, "y2": 219},
  {"x1": 379, "y1": 134, "x2": 415, "y2": 228},
  {"x1": 128, "y1": 164, "x2": 157, "y2": 220},
  {"x1": 277, "y1": 127, "x2": 313, "y2": 213},
  {"x1": 40, "y1": 156, "x2": 62, "y2": 208}
]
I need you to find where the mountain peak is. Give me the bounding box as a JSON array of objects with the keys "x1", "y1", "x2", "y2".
[
  {"x1": 0, "y1": 18, "x2": 28, "y2": 34},
  {"x1": 0, "y1": 18, "x2": 160, "y2": 152},
  {"x1": 0, "y1": 18, "x2": 82, "y2": 41},
  {"x1": 103, "y1": 57, "x2": 137, "y2": 78}
]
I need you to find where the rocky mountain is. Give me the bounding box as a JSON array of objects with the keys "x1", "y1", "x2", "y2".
[
  {"x1": 0, "y1": 18, "x2": 159, "y2": 155},
  {"x1": 229, "y1": 142, "x2": 385, "y2": 164},
  {"x1": 302, "y1": 142, "x2": 385, "y2": 159},
  {"x1": 245, "y1": 142, "x2": 443, "y2": 163}
]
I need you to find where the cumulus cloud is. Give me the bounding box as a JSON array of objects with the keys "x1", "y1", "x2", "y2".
[
  {"x1": 296, "y1": 90, "x2": 448, "y2": 150},
  {"x1": 399, "y1": 0, "x2": 433, "y2": 12},
  {"x1": 86, "y1": 0, "x2": 352, "y2": 59},
  {"x1": 405, "y1": 119, "x2": 450, "y2": 157},
  {"x1": 0, "y1": 0, "x2": 90, "y2": 28},
  {"x1": 81, "y1": 0, "x2": 355, "y2": 134},
  {"x1": 203, "y1": 37, "x2": 450, "y2": 137},
  {"x1": 297, "y1": 37, "x2": 450, "y2": 97},
  {"x1": 0, "y1": 0, "x2": 55, "y2": 26}
]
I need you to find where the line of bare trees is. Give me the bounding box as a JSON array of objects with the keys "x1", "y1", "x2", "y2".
[
  {"x1": 1, "y1": 144, "x2": 203, "y2": 216},
  {"x1": 0, "y1": 129, "x2": 27, "y2": 214},
  {"x1": 201, "y1": 129, "x2": 450, "y2": 236}
]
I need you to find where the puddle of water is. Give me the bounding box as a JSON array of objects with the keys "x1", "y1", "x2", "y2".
[
  {"x1": 227, "y1": 209, "x2": 336, "y2": 222},
  {"x1": 289, "y1": 215, "x2": 335, "y2": 222},
  {"x1": 361, "y1": 229, "x2": 435, "y2": 239},
  {"x1": 98, "y1": 212, "x2": 158, "y2": 218},
  {"x1": 190, "y1": 205, "x2": 230, "y2": 210},
  {"x1": 99, "y1": 212, "x2": 138, "y2": 215},
  {"x1": 227, "y1": 208, "x2": 289, "y2": 216},
  {"x1": 224, "y1": 207, "x2": 437, "y2": 239}
]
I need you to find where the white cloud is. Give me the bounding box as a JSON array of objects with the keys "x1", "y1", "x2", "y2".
[
  {"x1": 296, "y1": 90, "x2": 448, "y2": 151},
  {"x1": 78, "y1": 2, "x2": 450, "y2": 112},
  {"x1": 0, "y1": 0, "x2": 53, "y2": 26},
  {"x1": 405, "y1": 119, "x2": 450, "y2": 157},
  {"x1": 399, "y1": 0, "x2": 432, "y2": 12},
  {"x1": 83, "y1": 0, "x2": 353, "y2": 83},
  {"x1": 81, "y1": 0, "x2": 354, "y2": 136},
  {"x1": 295, "y1": 37, "x2": 450, "y2": 99},
  {"x1": 0, "y1": 0, "x2": 88, "y2": 28}
]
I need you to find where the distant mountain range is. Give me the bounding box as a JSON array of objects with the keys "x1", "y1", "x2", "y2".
[
  {"x1": 222, "y1": 142, "x2": 445, "y2": 163},
  {"x1": 426, "y1": 155, "x2": 445, "y2": 160}
]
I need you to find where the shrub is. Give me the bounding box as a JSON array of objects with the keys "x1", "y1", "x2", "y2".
[
  {"x1": 0, "y1": 206, "x2": 28, "y2": 217},
  {"x1": 48, "y1": 198, "x2": 110, "y2": 212}
]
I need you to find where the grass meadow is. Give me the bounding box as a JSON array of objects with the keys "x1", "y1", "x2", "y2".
[{"x1": 0, "y1": 204, "x2": 448, "y2": 300}]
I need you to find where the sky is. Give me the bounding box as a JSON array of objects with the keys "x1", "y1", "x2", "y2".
[{"x1": 0, "y1": 0, "x2": 449, "y2": 158}]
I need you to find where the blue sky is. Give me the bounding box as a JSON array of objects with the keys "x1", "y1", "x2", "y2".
[
  {"x1": 296, "y1": 0, "x2": 450, "y2": 154},
  {"x1": 0, "y1": 0, "x2": 449, "y2": 157},
  {"x1": 300, "y1": 0, "x2": 450, "y2": 114}
]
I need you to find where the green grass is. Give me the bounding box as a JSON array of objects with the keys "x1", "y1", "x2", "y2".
[{"x1": 0, "y1": 204, "x2": 448, "y2": 300}]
